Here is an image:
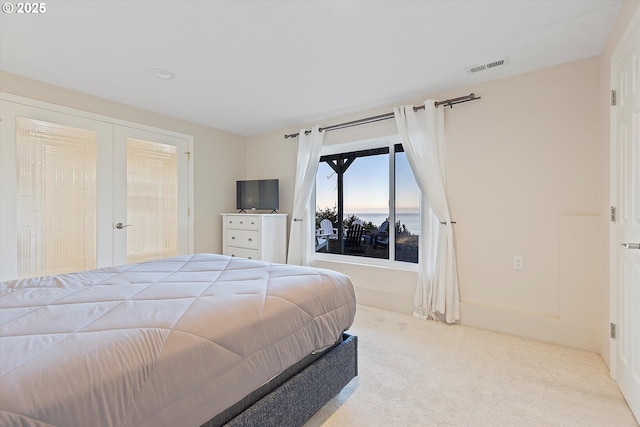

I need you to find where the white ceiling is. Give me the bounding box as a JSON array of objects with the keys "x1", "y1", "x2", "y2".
[{"x1": 0, "y1": 0, "x2": 623, "y2": 136}]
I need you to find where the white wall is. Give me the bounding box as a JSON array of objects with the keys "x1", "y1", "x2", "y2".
[
  {"x1": 247, "y1": 56, "x2": 607, "y2": 353},
  {"x1": 0, "y1": 71, "x2": 246, "y2": 255}
]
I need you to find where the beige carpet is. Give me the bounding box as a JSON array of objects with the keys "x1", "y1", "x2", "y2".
[{"x1": 305, "y1": 305, "x2": 638, "y2": 427}]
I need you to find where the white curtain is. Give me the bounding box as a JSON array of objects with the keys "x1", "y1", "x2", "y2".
[
  {"x1": 287, "y1": 125, "x2": 324, "y2": 266},
  {"x1": 394, "y1": 101, "x2": 460, "y2": 323}
]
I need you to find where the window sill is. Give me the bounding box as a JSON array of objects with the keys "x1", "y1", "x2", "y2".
[{"x1": 312, "y1": 252, "x2": 419, "y2": 272}]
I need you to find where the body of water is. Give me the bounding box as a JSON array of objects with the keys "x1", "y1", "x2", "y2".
[{"x1": 349, "y1": 213, "x2": 420, "y2": 235}]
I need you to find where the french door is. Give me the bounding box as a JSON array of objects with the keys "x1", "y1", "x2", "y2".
[
  {"x1": 0, "y1": 99, "x2": 191, "y2": 281},
  {"x1": 112, "y1": 125, "x2": 189, "y2": 266},
  {"x1": 611, "y1": 8, "x2": 640, "y2": 423}
]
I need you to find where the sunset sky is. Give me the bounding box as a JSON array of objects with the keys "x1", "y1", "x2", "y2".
[{"x1": 315, "y1": 152, "x2": 419, "y2": 214}]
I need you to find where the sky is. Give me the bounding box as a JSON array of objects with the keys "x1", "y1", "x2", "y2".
[{"x1": 316, "y1": 151, "x2": 419, "y2": 214}]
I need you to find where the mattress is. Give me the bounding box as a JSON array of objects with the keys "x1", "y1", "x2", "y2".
[{"x1": 0, "y1": 253, "x2": 356, "y2": 427}]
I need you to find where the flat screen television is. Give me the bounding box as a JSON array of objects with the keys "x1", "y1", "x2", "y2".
[{"x1": 236, "y1": 179, "x2": 279, "y2": 213}]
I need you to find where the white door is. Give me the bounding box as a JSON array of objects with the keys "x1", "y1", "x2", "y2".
[
  {"x1": 0, "y1": 101, "x2": 115, "y2": 280},
  {"x1": 611, "y1": 8, "x2": 640, "y2": 423},
  {"x1": 112, "y1": 125, "x2": 190, "y2": 266},
  {"x1": 0, "y1": 100, "x2": 191, "y2": 281}
]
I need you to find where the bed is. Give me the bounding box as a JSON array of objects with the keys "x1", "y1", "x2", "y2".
[{"x1": 0, "y1": 253, "x2": 358, "y2": 426}]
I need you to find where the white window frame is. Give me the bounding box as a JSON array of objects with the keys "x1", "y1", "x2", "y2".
[{"x1": 312, "y1": 135, "x2": 419, "y2": 272}]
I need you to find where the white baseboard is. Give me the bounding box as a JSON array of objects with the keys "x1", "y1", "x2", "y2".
[
  {"x1": 352, "y1": 286, "x2": 601, "y2": 353},
  {"x1": 460, "y1": 302, "x2": 600, "y2": 353},
  {"x1": 353, "y1": 285, "x2": 413, "y2": 315}
]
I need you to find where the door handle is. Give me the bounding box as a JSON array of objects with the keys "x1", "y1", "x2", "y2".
[
  {"x1": 621, "y1": 243, "x2": 640, "y2": 250},
  {"x1": 115, "y1": 223, "x2": 133, "y2": 229}
]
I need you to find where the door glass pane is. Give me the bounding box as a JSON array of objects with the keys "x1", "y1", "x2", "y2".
[
  {"x1": 126, "y1": 138, "x2": 178, "y2": 263},
  {"x1": 16, "y1": 117, "x2": 97, "y2": 277}
]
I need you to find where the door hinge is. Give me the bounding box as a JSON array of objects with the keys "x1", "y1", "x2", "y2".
[
  {"x1": 611, "y1": 90, "x2": 617, "y2": 106},
  {"x1": 611, "y1": 206, "x2": 616, "y2": 222},
  {"x1": 187, "y1": 207, "x2": 191, "y2": 217},
  {"x1": 610, "y1": 322, "x2": 616, "y2": 339},
  {"x1": 185, "y1": 151, "x2": 191, "y2": 161}
]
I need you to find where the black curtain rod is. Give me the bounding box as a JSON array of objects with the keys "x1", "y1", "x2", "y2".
[{"x1": 284, "y1": 93, "x2": 480, "y2": 139}]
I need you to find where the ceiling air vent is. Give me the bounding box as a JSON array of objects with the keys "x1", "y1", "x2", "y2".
[
  {"x1": 466, "y1": 57, "x2": 509, "y2": 74},
  {"x1": 467, "y1": 64, "x2": 487, "y2": 74}
]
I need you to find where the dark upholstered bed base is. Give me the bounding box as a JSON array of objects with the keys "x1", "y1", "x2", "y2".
[{"x1": 201, "y1": 333, "x2": 358, "y2": 427}]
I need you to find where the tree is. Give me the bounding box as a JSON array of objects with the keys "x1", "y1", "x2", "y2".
[
  {"x1": 316, "y1": 206, "x2": 338, "y2": 229},
  {"x1": 343, "y1": 214, "x2": 375, "y2": 231}
]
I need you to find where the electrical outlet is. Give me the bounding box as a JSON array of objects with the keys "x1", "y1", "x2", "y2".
[{"x1": 513, "y1": 256, "x2": 523, "y2": 270}]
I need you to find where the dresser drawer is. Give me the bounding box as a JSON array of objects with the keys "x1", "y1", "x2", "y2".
[
  {"x1": 221, "y1": 213, "x2": 286, "y2": 263},
  {"x1": 225, "y1": 246, "x2": 259, "y2": 260},
  {"x1": 226, "y1": 229, "x2": 259, "y2": 249},
  {"x1": 225, "y1": 215, "x2": 259, "y2": 230}
]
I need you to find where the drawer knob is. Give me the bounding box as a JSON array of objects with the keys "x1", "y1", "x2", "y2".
[
  {"x1": 248, "y1": 238, "x2": 253, "y2": 242},
  {"x1": 231, "y1": 236, "x2": 236, "y2": 240}
]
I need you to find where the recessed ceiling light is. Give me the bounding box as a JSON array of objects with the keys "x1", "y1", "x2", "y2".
[{"x1": 150, "y1": 68, "x2": 175, "y2": 80}]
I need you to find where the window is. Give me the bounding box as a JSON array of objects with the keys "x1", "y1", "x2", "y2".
[
  {"x1": 315, "y1": 139, "x2": 419, "y2": 264},
  {"x1": 394, "y1": 147, "x2": 420, "y2": 263}
]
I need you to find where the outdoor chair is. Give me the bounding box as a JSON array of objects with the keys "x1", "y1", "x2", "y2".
[
  {"x1": 315, "y1": 219, "x2": 338, "y2": 252},
  {"x1": 344, "y1": 222, "x2": 365, "y2": 253},
  {"x1": 318, "y1": 219, "x2": 339, "y2": 240},
  {"x1": 315, "y1": 235, "x2": 328, "y2": 252},
  {"x1": 372, "y1": 220, "x2": 389, "y2": 247}
]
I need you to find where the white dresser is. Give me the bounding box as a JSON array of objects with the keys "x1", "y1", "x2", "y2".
[{"x1": 221, "y1": 213, "x2": 287, "y2": 263}]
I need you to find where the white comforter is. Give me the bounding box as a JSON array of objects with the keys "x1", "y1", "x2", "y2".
[{"x1": 0, "y1": 254, "x2": 356, "y2": 427}]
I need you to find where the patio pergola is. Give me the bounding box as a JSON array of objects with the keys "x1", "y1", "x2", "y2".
[{"x1": 319, "y1": 146, "x2": 390, "y2": 254}]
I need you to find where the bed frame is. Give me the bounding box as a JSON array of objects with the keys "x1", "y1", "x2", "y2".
[{"x1": 202, "y1": 333, "x2": 358, "y2": 427}]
